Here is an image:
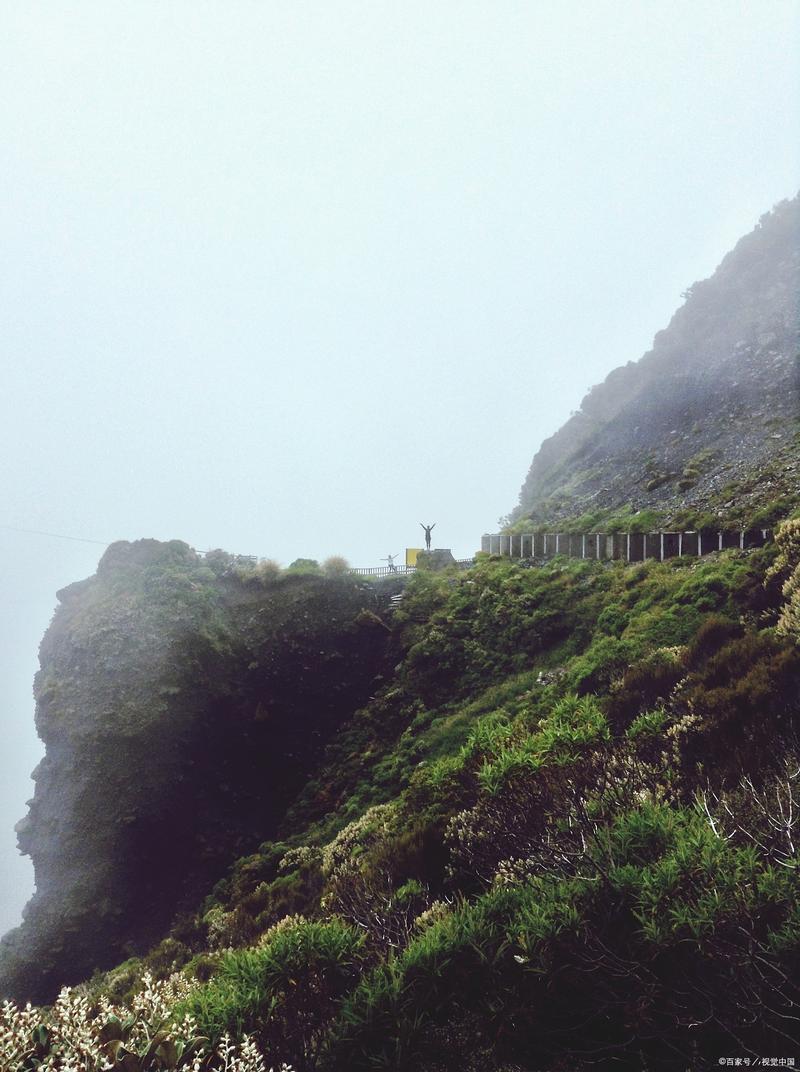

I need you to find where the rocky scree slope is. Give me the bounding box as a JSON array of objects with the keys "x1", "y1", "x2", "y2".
[
  {"x1": 513, "y1": 196, "x2": 800, "y2": 530},
  {"x1": 0, "y1": 541, "x2": 397, "y2": 1003}
]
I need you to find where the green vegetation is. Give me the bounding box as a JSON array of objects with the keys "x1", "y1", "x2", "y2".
[
  {"x1": 179, "y1": 917, "x2": 365, "y2": 1065},
  {"x1": 8, "y1": 520, "x2": 800, "y2": 1069},
  {"x1": 0, "y1": 539, "x2": 394, "y2": 1006},
  {"x1": 5, "y1": 197, "x2": 800, "y2": 1067},
  {"x1": 508, "y1": 502, "x2": 665, "y2": 534}
]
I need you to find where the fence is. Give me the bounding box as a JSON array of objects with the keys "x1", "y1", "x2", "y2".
[
  {"x1": 202, "y1": 532, "x2": 773, "y2": 579},
  {"x1": 349, "y1": 558, "x2": 476, "y2": 578},
  {"x1": 480, "y1": 529, "x2": 773, "y2": 563},
  {"x1": 349, "y1": 564, "x2": 418, "y2": 577}
]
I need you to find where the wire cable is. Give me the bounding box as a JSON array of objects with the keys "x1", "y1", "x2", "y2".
[
  {"x1": 1, "y1": 525, "x2": 110, "y2": 546},
  {"x1": 1, "y1": 525, "x2": 257, "y2": 560}
]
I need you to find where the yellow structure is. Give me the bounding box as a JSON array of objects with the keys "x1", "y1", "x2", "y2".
[{"x1": 405, "y1": 548, "x2": 422, "y2": 567}]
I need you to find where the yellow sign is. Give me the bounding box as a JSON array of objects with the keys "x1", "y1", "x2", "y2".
[{"x1": 406, "y1": 548, "x2": 422, "y2": 567}]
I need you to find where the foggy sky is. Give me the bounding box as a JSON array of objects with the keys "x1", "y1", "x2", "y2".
[{"x1": 1, "y1": 1, "x2": 799, "y2": 937}]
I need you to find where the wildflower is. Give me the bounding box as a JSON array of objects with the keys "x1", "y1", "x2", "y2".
[{"x1": 0, "y1": 972, "x2": 292, "y2": 1071}]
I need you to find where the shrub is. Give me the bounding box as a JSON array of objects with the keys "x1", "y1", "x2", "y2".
[
  {"x1": 254, "y1": 558, "x2": 282, "y2": 583},
  {"x1": 595, "y1": 601, "x2": 628, "y2": 636},
  {"x1": 203, "y1": 905, "x2": 259, "y2": 950},
  {"x1": 535, "y1": 693, "x2": 610, "y2": 755},
  {"x1": 181, "y1": 918, "x2": 365, "y2": 1068},
  {"x1": 145, "y1": 936, "x2": 192, "y2": 978},
  {"x1": 769, "y1": 517, "x2": 800, "y2": 638},
  {"x1": 322, "y1": 556, "x2": 350, "y2": 577},
  {"x1": 675, "y1": 632, "x2": 800, "y2": 775},
  {"x1": 0, "y1": 971, "x2": 274, "y2": 1072},
  {"x1": 685, "y1": 614, "x2": 743, "y2": 667},
  {"x1": 606, "y1": 646, "x2": 686, "y2": 731},
  {"x1": 443, "y1": 695, "x2": 628, "y2": 886},
  {"x1": 473, "y1": 695, "x2": 609, "y2": 798},
  {"x1": 626, "y1": 708, "x2": 668, "y2": 740},
  {"x1": 328, "y1": 805, "x2": 800, "y2": 1071},
  {"x1": 321, "y1": 803, "x2": 399, "y2": 878},
  {"x1": 204, "y1": 549, "x2": 237, "y2": 576},
  {"x1": 624, "y1": 508, "x2": 663, "y2": 534},
  {"x1": 646, "y1": 473, "x2": 673, "y2": 491},
  {"x1": 670, "y1": 505, "x2": 718, "y2": 532},
  {"x1": 751, "y1": 497, "x2": 795, "y2": 529},
  {"x1": 566, "y1": 634, "x2": 637, "y2": 694},
  {"x1": 286, "y1": 559, "x2": 321, "y2": 575},
  {"x1": 675, "y1": 567, "x2": 734, "y2": 613},
  {"x1": 245, "y1": 865, "x2": 325, "y2": 933}
]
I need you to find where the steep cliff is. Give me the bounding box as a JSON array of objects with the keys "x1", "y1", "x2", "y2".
[
  {"x1": 0, "y1": 541, "x2": 395, "y2": 1003},
  {"x1": 514, "y1": 196, "x2": 800, "y2": 528},
  {"x1": 2, "y1": 198, "x2": 800, "y2": 1072}
]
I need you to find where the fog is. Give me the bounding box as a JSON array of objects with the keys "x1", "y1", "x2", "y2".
[{"x1": 1, "y1": 1, "x2": 799, "y2": 936}]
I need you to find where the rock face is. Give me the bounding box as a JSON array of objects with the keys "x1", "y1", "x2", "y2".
[
  {"x1": 514, "y1": 196, "x2": 800, "y2": 526},
  {"x1": 0, "y1": 541, "x2": 394, "y2": 1003}
]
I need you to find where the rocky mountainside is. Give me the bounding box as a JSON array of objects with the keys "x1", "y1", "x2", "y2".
[
  {"x1": 2, "y1": 198, "x2": 800, "y2": 1071},
  {"x1": 5, "y1": 530, "x2": 799, "y2": 1069},
  {"x1": 0, "y1": 542, "x2": 396, "y2": 1003},
  {"x1": 513, "y1": 196, "x2": 800, "y2": 530}
]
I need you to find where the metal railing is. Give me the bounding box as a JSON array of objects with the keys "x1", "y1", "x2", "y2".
[
  {"x1": 481, "y1": 529, "x2": 772, "y2": 562},
  {"x1": 349, "y1": 564, "x2": 417, "y2": 577},
  {"x1": 349, "y1": 558, "x2": 476, "y2": 578}
]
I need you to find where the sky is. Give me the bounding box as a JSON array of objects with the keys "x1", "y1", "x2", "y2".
[{"x1": 1, "y1": 1, "x2": 799, "y2": 937}]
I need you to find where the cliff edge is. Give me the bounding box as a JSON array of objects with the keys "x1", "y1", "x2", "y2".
[{"x1": 0, "y1": 541, "x2": 394, "y2": 1002}]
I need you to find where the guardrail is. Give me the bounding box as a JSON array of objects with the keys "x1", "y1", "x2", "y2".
[
  {"x1": 349, "y1": 564, "x2": 418, "y2": 577},
  {"x1": 481, "y1": 529, "x2": 772, "y2": 562},
  {"x1": 349, "y1": 558, "x2": 476, "y2": 578}
]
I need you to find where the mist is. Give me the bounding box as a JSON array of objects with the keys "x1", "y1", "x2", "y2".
[{"x1": 1, "y1": 1, "x2": 799, "y2": 936}]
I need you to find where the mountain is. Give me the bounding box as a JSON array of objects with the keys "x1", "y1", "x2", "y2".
[
  {"x1": 2, "y1": 200, "x2": 800, "y2": 1070},
  {"x1": 513, "y1": 196, "x2": 800, "y2": 531},
  {"x1": 0, "y1": 541, "x2": 396, "y2": 1003}
]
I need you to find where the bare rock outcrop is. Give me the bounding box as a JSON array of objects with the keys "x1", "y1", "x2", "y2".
[{"x1": 515, "y1": 196, "x2": 800, "y2": 527}]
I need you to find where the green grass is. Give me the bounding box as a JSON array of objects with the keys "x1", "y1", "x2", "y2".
[{"x1": 89, "y1": 531, "x2": 800, "y2": 1072}]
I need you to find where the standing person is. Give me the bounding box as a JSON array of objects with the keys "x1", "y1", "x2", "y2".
[
  {"x1": 420, "y1": 522, "x2": 435, "y2": 551},
  {"x1": 382, "y1": 553, "x2": 399, "y2": 573}
]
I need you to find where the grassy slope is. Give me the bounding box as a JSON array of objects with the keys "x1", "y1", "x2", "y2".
[{"x1": 87, "y1": 533, "x2": 800, "y2": 1070}]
